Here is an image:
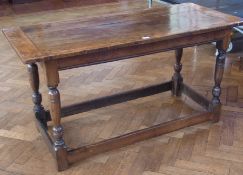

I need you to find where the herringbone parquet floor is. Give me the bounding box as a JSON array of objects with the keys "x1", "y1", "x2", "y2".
[{"x1": 0, "y1": 0, "x2": 243, "y2": 174}]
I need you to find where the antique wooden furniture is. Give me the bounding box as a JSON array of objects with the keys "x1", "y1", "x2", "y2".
[{"x1": 2, "y1": 3, "x2": 243, "y2": 171}]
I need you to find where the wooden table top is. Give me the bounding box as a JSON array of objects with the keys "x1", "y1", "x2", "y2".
[{"x1": 2, "y1": 3, "x2": 243, "y2": 64}]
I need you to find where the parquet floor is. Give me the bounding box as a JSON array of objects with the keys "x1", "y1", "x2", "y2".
[{"x1": 0, "y1": 0, "x2": 243, "y2": 174}]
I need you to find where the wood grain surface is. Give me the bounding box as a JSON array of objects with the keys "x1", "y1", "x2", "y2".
[{"x1": 2, "y1": 3, "x2": 243, "y2": 64}]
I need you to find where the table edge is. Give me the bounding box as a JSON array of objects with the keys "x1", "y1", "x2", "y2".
[{"x1": 3, "y1": 3, "x2": 243, "y2": 64}]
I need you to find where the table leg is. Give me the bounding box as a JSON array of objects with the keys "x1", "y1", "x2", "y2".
[
  {"x1": 49, "y1": 87, "x2": 68, "y2": 170},
  {"x1": 172, "y1": 48, "x2": 183, "y2": 96},
  {"x1": 211, "y1": 35, "x2": 231, "y2": 121},
  {"x1": 27, "y1": 63, "x2": 47, "y2": 128},
  {"x1": 44, "y1": 61, "x2": 69, "y2": 171}
]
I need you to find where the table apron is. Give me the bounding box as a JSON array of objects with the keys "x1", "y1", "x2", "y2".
[{"x1": 57, "y1": 29, "x2": 230, "y2": 70}]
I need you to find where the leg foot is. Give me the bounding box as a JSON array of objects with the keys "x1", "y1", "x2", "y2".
[
  {"x1": 53, "y1": 125, "x2": 69, "y2": 171},
  {"x1": 56, "y1": 148, "x2": 69, "y2": 171}
]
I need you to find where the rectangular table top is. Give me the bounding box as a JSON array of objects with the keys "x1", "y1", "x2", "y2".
[{"x1": 2, "y1": 3, "x2": 243, "y2": 64}]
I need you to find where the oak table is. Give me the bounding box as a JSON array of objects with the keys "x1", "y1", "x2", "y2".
[{"x1": 2, "y1": 3, "x2": 243, "y2": 171}]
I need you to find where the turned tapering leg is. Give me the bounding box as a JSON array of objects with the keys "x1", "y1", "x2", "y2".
[
  {"x1": 27, "y1": 63, "x2": 47, "y2": 128},
  {"x1": 44, "y1": 61, "x2": 68, "y2": 171},
  {"x1": 49, "y1": 87, "x2": 68, "y2": 170},
  {"x1": 211, "y1": 35, "x2": 231, "y2": 122},
  {"x1": 172, "y1": 48, "x2": 183, "y2": 96}
]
